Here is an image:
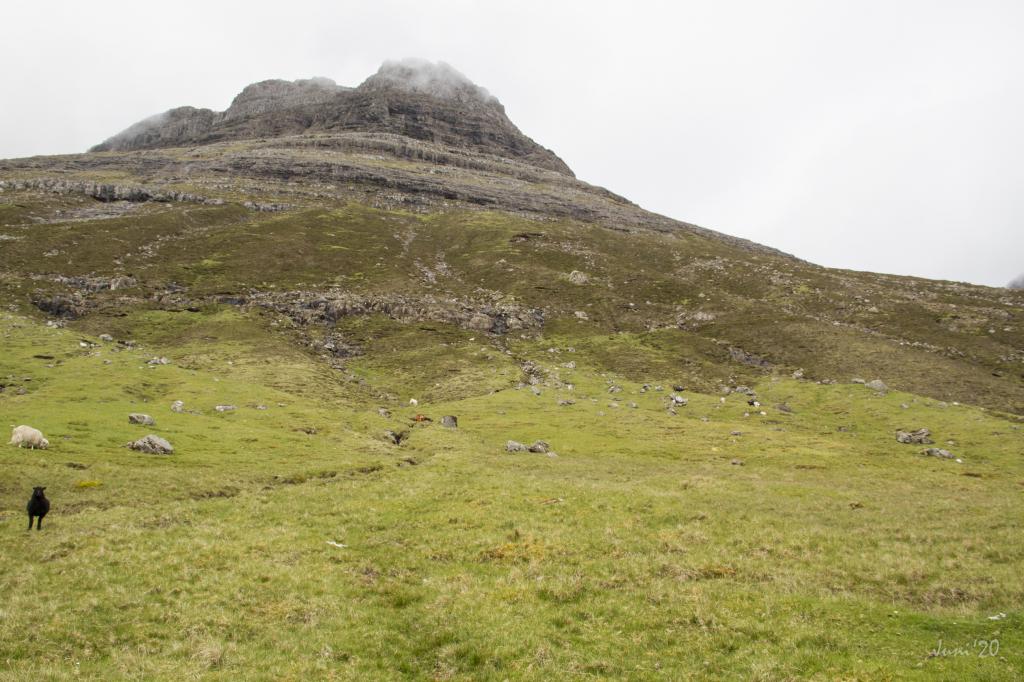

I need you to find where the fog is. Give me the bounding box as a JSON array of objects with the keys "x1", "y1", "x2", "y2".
[{"x1": 2, "y1": 0, "x2": 1022, "y2": 287}]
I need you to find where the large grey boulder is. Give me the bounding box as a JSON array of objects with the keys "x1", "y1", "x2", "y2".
[
  {"x1": 129, "y1": 435, "x2": 173, "y2": 455},
  {"x1": 866, "y1": 379, "x2": 888, "y2": 393}
]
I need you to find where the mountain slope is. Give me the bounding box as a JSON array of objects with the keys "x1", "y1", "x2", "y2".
[{"x1": 1, "y1": 58, "x2": 1023, "y2": 680}]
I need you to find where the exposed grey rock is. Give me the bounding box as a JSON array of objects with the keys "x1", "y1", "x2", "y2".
[
  {"x1": 170, "y1": 400, "x2": 185, "y2": 413},
  {"x1": 528, "y1": 440, "x2": 550, "y2": 453},
  {"x1": 215, "y1": 405, "x2": 237, "y2": 412},
  {"x1": 567, "y1": 270, "x2": 589, "y2": 285},
  {"x1": 776, "y1": 403, "x2": 793, "y2": 413},
  {"x1": 923, "y1": 448, "x2": 956, "y2": 459},
  {"x1": 147, "y1": 356, "x2": 170, "y2": 366},
  {"x1": 377, "y1": 407, "x2": 391, "y2": 418},
  {"x1": 866, "y1": 379, "x2": 888, "y2": 393},
  {"x1": 98, "y1": 333, "x2": 114, "y2": 342},
  {"x1": 730, "y1": 458, "x2": 744, "y2": 466},
  {"x1": 505, "y1": 440, "x2": 528, "y2": 452},
  {"x1": 441, "y1": 415, "x2": 458, "y2": 428},
  {"x1": 671, "y1": 395, "x2": 688, "y2": 406},
  {"x1": 128, "y1": 434, "x2": 173, "y2": 454},
  {"x1": 896, "y1": 428, "x2": 933, "y2": 444},
  {"x1": 557, "y1": 399, "x2": 575, "y2": 406},
  {"x1": 128, "y1": 413, "x2": 155, "y2": 426}
]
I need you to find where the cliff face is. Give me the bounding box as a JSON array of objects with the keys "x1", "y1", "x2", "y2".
[{"x1": 90, "y1": 60, "x2": 573, "y2": 176}]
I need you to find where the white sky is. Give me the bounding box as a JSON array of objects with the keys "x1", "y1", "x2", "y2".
[{"x1": 2, "y1": 0, "x2": 1022, "y2": 287}]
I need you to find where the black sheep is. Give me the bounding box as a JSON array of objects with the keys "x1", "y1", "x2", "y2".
[{"x1": 26, "y1": 487, "x2": 49, "y2": 531}]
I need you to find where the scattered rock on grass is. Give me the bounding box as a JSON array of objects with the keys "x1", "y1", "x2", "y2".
[
  {"x1": 128, "y1": 413, "x2": 155, "y2": 426},
  {"x1": 170, "y1": 400, "x2": 185, "y2": 413},
  {"x1": 865, "y1": 379, "x2": 888, "y2": 393},
  {"x1": 896, "y1": 428, "x2": 933, "y2": 444},
  {"x1": 923, "y1": 448, "x2": 957, "y2": 459},
  {"x1": 128, "y1": 435, "x2": 173, "y2": 454},
  {"x1": 215, "y1": 405, "x2": 237, "y2": 412},
  {"x1": 441, "y1": 415, "x2": 458, "y2": 428}
]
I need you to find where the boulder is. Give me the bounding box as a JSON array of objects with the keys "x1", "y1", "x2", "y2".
[
  {"x1": 896, "y1": 428, "x2": 933, "y2": 444},
  {"x1": 170, "y1": 400, "x2": 185, "y2": 413},
  {"x1": 505, "y1": 440, "x2": 528, "y2": 452},
  {"x1": 923, "y1": 448, "x2": 956, "y2": 459},
  {"x1": 129, "y1": 434, "x2": 173, "y2": 454},
  {"x1": 128, "y1": 413, "x2": 155, "y2": 426},
  {"x1": 528, "y1": 440, "x2": 550, "y2": 454},
  {"x1": 441, "y1": 415, "x2": 458, "y2": 428},
  {"x1": 865, "y1": 379, "x2": 888, "y2": 393},
  {"x1": 567, "y1": 270, "x2": 589, "y2": 285}
]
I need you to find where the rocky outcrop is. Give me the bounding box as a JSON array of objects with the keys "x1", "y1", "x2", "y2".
[
  {"x1": 0, "y1": 178, "x2": 221, "y2": 205},
  {"x1": 88, "y1": 60, "x2": 573, "y2": 176},
  {"x1": 243, "y1": 290, "x2": 544, "y2": 335}
]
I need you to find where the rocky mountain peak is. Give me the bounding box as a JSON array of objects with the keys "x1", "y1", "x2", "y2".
[
  {"x1": 89, "y1": 61, "x2": 572, "y2": 175},
  {"x1": 223, "y1": 77, "x2": 350, "y2": 120}
]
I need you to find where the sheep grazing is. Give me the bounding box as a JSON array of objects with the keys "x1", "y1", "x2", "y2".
[
  {"x1": 26, "y1": 487, "x2": 50, "y2": 530},
  {"x1": 9, "y1": 425, "x2": 49, "y2": 450},
  {"x1": 409, "y1": 398, "x2": 419, "y2": 407}
]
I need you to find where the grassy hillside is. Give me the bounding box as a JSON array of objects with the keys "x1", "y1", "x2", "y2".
[
  {"x1": 2, "y1": 308, "x2": 1022, "y2": 680},
  {"x1": 1, "y1": 140, "x2": 1022, "y2": 679}
]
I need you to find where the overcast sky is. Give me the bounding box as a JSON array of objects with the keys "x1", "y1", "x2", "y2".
[{"x1": 2, "y1": 0, "x2": 1022, "y2": 287}]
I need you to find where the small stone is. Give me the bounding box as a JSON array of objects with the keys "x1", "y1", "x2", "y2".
[
  {"x1": 730, "y1": 458, "x2": 744, "y2": 466},
  {"x1": 896, "y1": 428, "x2": 933, "y2": 444},
  {"x1": 170, "y1": 400, "x2": 185, "y2": 413},
  {"x1": 128, "y1": 413, "x2": 155, "y2": 426},
  {"x1": 215, "y1": 405, "x2": 237, "y2": 412},
  {"x1": 98, "y1": 333, "x2": 114, "y2": 342},
  {"x1": 923, "y1": 448, "x2": 956, "y2": 459}
]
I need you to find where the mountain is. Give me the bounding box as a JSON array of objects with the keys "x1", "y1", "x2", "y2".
[
  {"x1": 1, "y1": 59, "x2": 1023, "y2": 679},
  {"x1": 90, "y1": 59, "x2": 573, "y2": 175}
]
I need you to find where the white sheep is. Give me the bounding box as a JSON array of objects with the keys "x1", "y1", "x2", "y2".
[
  {"x1": 9, "y1": 425, "x2": 49, "y2": 450},
  {"x1": 409, "y1": 398, "x2": 419, "y2": 406}
]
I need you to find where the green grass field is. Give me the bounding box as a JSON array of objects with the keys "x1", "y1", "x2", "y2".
[{"x1": 2, "y1": 308, "x2": 1022, "y2": 680}]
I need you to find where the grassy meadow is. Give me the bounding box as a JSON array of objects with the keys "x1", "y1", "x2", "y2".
[{"x1": 1, "y1": 308, "x2": 1022, "y2": 680}]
